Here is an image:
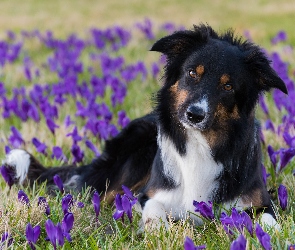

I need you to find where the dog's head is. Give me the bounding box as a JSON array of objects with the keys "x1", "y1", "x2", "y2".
[{"x1": 152, "y1": 25, "x2": 287, "y2": 134}]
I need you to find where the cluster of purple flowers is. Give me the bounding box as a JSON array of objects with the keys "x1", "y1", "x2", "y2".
[
  {"x1": 113, "y1": 185, "x2": 138, "y2": 223},
  {"x1": 0, "y1": 175, "x2": 138, "y2": 249},
  {"x1": 0, "y1": 20, "x2": 171, "y2": 165}
]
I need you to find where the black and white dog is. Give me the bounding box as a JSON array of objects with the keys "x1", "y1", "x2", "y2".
[{"x1": 3, "y1": 24, "x2": 288, "y2": 229}]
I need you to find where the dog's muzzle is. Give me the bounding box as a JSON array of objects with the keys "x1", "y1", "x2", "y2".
[{"x1": 186, "y1": 105, "x2": 206, "y2": 124}]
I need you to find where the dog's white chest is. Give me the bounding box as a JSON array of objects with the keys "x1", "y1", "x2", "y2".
[{"x1": 155, "y1": 129, "x2": 222, "y2": 222}]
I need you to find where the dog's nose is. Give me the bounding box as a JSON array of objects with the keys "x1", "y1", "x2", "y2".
[{"x1": 186, "y1": 106, "x2": 206, "y2": 123}]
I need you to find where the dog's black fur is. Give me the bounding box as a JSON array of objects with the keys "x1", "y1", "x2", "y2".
[{"x1": 3, "y1": 24, "x2": 288, "y2": 227}]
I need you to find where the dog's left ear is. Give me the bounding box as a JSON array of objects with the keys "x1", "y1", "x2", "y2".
[
  {"x1": 150, "y1": 30, "x2": 197, "y2": 59},
  {"x1": 246, "y1": 49, "x2": 288, "y2": 94}
]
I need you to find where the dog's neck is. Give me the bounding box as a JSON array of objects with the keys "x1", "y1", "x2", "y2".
[{"x1": 157, "y1": 125, "x2": 222, "y2": 188}]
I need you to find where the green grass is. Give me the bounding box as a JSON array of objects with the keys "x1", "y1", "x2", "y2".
[{"x1": 1, "y1": 0, "x2": 295, "y2": 249}]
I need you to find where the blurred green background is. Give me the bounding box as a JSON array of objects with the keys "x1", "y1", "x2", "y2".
[{"x1": 1, "y1": 0, "x2": 295, "y2": 46}]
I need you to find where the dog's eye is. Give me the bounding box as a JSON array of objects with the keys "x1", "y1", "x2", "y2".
[
  {"x1": 223, "y1": 84, "x2": 233, "y2": 91},
  {"x1": 189, "y1": 70, "x2": 197, "y2": 78}
]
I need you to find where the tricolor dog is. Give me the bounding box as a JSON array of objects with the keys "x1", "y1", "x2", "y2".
[{"x1": 3, "y1": 24, "x2": 288, "y2": 229}]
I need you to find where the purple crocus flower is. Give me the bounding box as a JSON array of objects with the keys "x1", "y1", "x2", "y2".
[
  {"x1": 113, "y1": 192, "x2": 136, "y2": 223},
  {"x1": 1, "y1": 232, "x2": 13, "y2": 248},
  {"x1": 261, "y1": 164, "x2": 269, "y2": 185},
  {"x1": 230, "y1": 234, "x2": 246, "y2": 250},
  {"x1": 118, "y1": 110, "x2": 130, "y2": 128},
  {"x1": 51, "y1": 146, "x2": 67, "y2": 162},
  {"x1": 193, "y1": 201, "x2": 214, "y2": 220},
  {"x1": 53, "y1": 174, "x2": 64, "y2": 193},
  {"x1": 271, "y1": 30, "x2": 287, "y2": 45},
  {"x1": 278, "y1": 184, "x2": 288, "y2": 210},
  {"x1": 38, "y1": 196, "x2": 51, "y2": 216},
  {"x1": 135, "y1": 18, "x2": 155, "y2": 40},
  {"x1": 122, "y1": 185, "x2": 137, "y2": 205},
  {"x1": 46, "y1": 118, "x2": 59, "y2": 134},
  {"x1": 92, "y1": 191, "x2": 100, "y2": 218},
  {"x1": 66, "y1": 126, "x2": 82, "y2": 144},
  {"x1": 18, "y1": 190, "x2": 30, "y2": 206},
  {"x1": 45, "y1": 219, "x2": 64, "y2": 250},
  {"x1": 9, "y1": 126, "x2": 24, "y2": 147},
  {"x1": 5, "y1": 145, "x2": 11, "y2": 154},
  {"x1": 184, "y1": 236, "x2": 206, "y2": 250},
  {"x1": 71, "y1": 144, "x2": 84, "y2": 164},
  {"x1": 76, "y1": 201, "x2": 84, "y2": 208},
  {"x1": 279, "y1": 148, "x2": 295, "y2": 171},
  {"x1": 264, "y1": 119, "x2": 275, "y2": 132},
  {"x1": 0, "y1": 164, "x2": 15, "y2": 188},
  {"x1": 62, "y1": 194, "x2": 74, "y2": 214},
  {"x1": 220, "y1": 208, "x2": 253, "y2": 236},
  {"x1": 113, "y1": 193, "x2": 125, "y2": 222},
  {"x1": 267, "y1": 145, "x2": 278, "y2": 167},
  {"x1": 32, "y1": 138, "x2": 47, "y2": 155},
  {"x1": 288, "y1": 245, "x2": 295, "y2": 250},
  {"x1": 151, "y1": 62, "x2": 160, "y2": 78},
  {"x1": 255, "y1": 223, "x2": 272, "y2": 250},
  {"x1": 62, "y1": 212, "x2": 74, "y2": 242},
  {"x1": 25, "y1": 223, "x2": 41, "y2": 250},
  {"x1": 64, "y1": 115, "x2": 75, "y2": 127},
  {"x1": 121, "y1": 195, "x2": 133, "y2": 223},
  {"x1": 85, "y1": 140, "x2": 100, "y2": 157}
]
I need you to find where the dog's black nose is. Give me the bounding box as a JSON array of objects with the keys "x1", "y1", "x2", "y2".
[{"x1": 186, "y1": 106, "x2": 206, "y2": 124}]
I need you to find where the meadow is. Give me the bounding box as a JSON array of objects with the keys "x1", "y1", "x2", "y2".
[{"x1": 0, "y1": 0, "x2": 295, "y2": 249}]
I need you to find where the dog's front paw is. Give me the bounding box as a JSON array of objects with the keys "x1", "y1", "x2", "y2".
[
  {"x1": 260, "y1": 213, "x2": 280, "y2": 231},
  {"x1": 141, "y1": 199, "x2": 169, "y2": 232},
  {"x1": 1, "y1": 149, "x2": 31, "y2": 185}
]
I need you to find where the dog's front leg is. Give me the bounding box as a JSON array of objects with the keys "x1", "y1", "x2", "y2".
[{"x1": 141, "y1": 198, "x2": 169, "y2": 231}]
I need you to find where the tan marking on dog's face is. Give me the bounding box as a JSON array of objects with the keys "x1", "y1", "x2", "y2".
[
  {"x1": 220, "y1": 74, "x2": 230, "y2": 84},
  {"x1": 203, "y1": 104, "x2": 239, "y2": 147},
  {"x1": 215, "y1": 103, "x2": 240, "y2": 121},
  {"x1": 170, "y1": 81, "x2": 188, "y2": 109},
  {"x1": 242, "y1": 189, "x2": 263, "y2": 207},
  {"x1": 196, "y1": 65, "x2": 205, "y2": 76},
  {"x1": 203, "y1": 130, "x2": 220, "y2": 149}
]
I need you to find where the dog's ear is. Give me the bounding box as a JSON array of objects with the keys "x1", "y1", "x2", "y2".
[
  {"x1": 150, "y1": 31, "x2": 197, "y2": 58},
  {"x1": 150, "y1": 24, "x2": 216, "y2": 59},
  {"x1": 245, "y1": 49, "x2": 288, "y2": 94}
]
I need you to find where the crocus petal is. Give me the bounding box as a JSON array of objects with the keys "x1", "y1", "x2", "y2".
[
  {"x1": 38, "y1": 196, "x2": 51, "y2": 216},
  {"x1": 45, "y1": 219, "x2": 57, "y2": 249},
  {"x1": 255, "y1": 223, "x2": 272, "y2": 250},
  {"x1": 193, "y1": 200, "x2": 214, "y2": 220},
  {"x1": 62, "y1": 212, "x2": 74, "y2": 234},
  {"x1": 76, "y1": 201, "x2": 84, "y2": 208},
  {"x1": 61, "y1": 194, "x2": 73, "y2": 214},
  {"x1": 122, "y1": 194, "x2": 132, "y2": 222},
  {"x1": 0, "y1": 165, "x2": 15, "y2": 188},
  {"x1": 278, "y1": 184, "x2": 288, "y2": 210},
  {"x1": 92, "y1": 191, "x2": 100, "y2": 217},
  {"x1": 240, "y1": 211, "x2": 253, "y2": 236},
  {"x1": 122, "y1": 185, "x2": 136, "y2": 201},
  {"x1": 113, "y1": 209, "x2": 124, "y2": 220},
  {"x1": 184, "y1": 236, "x2": 206, "y2": 250},
  {"x1": 53, "y1": 174, "x2": 64, "y2": 193},
  {"x1": 25, "y1": 223, "x2": 34, "y2": 242},
  {"x1": 56, "y1": 223, "x2": 65, "y2": 247},
  {"x1": 18, "y1": 190, "x2": 30, "y2": 206},
  {"x1": 230, "y1": 234, "x2": 246, "y2": 250},
  {"x1": 32, "y1": 225, "x2": 41, "y2": 243}
]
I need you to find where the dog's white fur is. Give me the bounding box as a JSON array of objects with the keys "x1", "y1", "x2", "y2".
[
  {"x1": 2, "y1": 149, "x2": 30, "y2": 185},
  {"x1": 142, "y1": 128, "x2": 222, "y2": 227}
]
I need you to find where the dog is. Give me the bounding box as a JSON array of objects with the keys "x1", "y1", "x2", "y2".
[{"x1": 2, "y1": 24, "x2": 288, "y2": 229}]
